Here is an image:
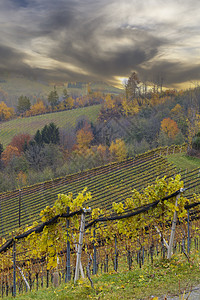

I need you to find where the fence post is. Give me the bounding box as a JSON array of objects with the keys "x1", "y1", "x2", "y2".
[
  {"x1": 114, "y1": 235, "x2": 118, "y2": 271},
  {"x1": 13, "y1": 240, "x2": 16, "y2": 297},
  {"x1": 66, "y1": 207, "x2": 71, "y2": 282},
  {"x1": 93, "y1": 226, "x2": 97, "y2": 275},
  {"x1": 46, "y1": 270, "x2": 49, "y2": 288},
  {"x1": 74, "y1": 208, "x2": 91, "y2": 283},
  {"x1": 187, "y1": 209, "x2": 190, "y2": 254},
  {"x1": 0, "y1": 197, "x2": 4, "y2": 236},
  {"x1": 167, "y1": 189, "x2": 184, "y2": 259},
  {"x1": 19, "y1": 190, "x2": 21, "y2": 228}
]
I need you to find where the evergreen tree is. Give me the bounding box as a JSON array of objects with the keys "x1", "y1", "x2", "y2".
[
  {"x1": 0, "y1": 143, "x2": 3, "y2": 159},
  {"x1": 34, "y1": 129, "x2": 43, "y2": 145},
  {"x1": 41, "y1": 123, "x2": 60, "y2": 144},
  {"x1": 47, "y1": 87, "x2": 59, "y2": 108},
  {"x1": 17, "y1": 95, "x2": 31, "y2": 114}
]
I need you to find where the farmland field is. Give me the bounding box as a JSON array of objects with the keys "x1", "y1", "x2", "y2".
[{"x1": 0, "y1": 104, "x2": 101, "y2": 146}]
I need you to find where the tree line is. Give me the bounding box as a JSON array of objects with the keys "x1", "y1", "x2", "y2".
[{"x1": 0, "y1": 72, "x2": 200, "y2": 191}]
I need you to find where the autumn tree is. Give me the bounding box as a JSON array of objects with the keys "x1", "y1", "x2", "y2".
[
  {"x1": 76, "y1": 123, "x2": 94, "y2": 149},
  {"x1": 122, "y1": 72, "x2": 147, "y2": 115},
  {"x1": 1, "y1": 145, "x2": 20, "y2": 165},
  {"x1": 96, "y1": 144, "x2": 109, "y2": 164},
  {"x1": 0, "y1": 101, "x2": 15, "y2": 121},
  {"x1": 170, "y1": 104, "x2": 188, "y2": 135},
  {"x1": 17, "y1": 95, "x2": 31, "y2": 114},
  {"x1": 10, "y1": 133, "x2": 31, "y2": 154},
  {"x1": 160, "y1": 118, "x2": 179, "y2": 139},
  {"x1": 104, "y1": 94, "x2": 116, "y2": 110},
  {"x1": 109, "y1": 138, "x2": 127, "y2": 162},
  {"x1": 27, "y1": 100, "x2": 46, "y2": 116},
  {"x1": 59, "y1": 89, "x2": 73, "y2": 110},
  {"x1": 170, "y1": 104, "x2": 183, "y2": 119},
  {"x1": 16, "y1": 171, "x2": 27, "y2": 187},
  {"x1": 125, "y1": 72, "x2": 141, "y2": 99},
  {"x1": 61, "y1": 89, "x2": 74, "y2": 110}
]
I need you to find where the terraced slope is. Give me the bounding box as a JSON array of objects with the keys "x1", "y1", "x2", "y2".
[
  {"x1": 0, "y1": 147, "x2": 199, "y2": 237},
  {"x1": 0, "y1": 105, "x2": 100, "y2": 146},
  {"x1": 0, "y1": 152, "x2": 179, "y2": 237}
]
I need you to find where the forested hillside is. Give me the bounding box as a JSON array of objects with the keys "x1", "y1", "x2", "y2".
[{"x1": 0, "y1": 72, "x2": 200, "y2": 192}]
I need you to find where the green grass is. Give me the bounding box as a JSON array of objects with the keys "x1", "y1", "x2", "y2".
[
  {"x1": 0, "y1": 105, "x2": 100, "y2": 146},
  {"x1": 166, "y1": 152, "x2": 200, "y2": 171},
  {"x1": 4, "y1": 252, "x2": 200, "y2": 299}
]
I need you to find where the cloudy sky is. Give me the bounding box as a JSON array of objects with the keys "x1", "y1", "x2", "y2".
[{"x1": 0, "y1": 0, "x2": 200, "y2": 88}]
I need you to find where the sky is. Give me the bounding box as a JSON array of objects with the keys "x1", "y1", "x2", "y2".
[{"x1": 0, "y1": 0, "x2": 200, "y2": 88}]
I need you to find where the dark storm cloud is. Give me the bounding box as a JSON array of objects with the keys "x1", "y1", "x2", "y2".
[
  {"x1": 0, "y1": 0, "x2": 200, "y2": 87},
  {"x1": 10, "y1": 0, "x2": 29, "y2": 8},
  {"x1": 0, "y1": 45, "x2": 29, "y2": 72},
  {"x1": 138, "y1": 61, "x2": 200, "y2": 87}
]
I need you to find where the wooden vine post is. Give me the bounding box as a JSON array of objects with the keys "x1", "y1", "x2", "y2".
[
  {"x1": 18, "y1": 189, "x2": 21, "y2": 228},
  {"x1": 93, "y1": 225, "x2": 97, "y2": 275},
  {"x1": 13, "y1": 240, "x2": 16, "y2": 297},
  {"x1": 167, "y1": 188, "x2": 185, "y2": 259},
  {"x1": 66, "y1": 207, "x2": 71, "y2": 282},
  {"x1": 74, "y1": 208, "x2": 91, "y2": 283},
  {"x1": 187, "y1": 209, "x2": 190, "y2": 254}
]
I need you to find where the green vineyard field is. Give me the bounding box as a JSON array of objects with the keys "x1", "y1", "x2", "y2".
[{"x1": 0, "y1": 146, "x2": 199, "y2": 238}]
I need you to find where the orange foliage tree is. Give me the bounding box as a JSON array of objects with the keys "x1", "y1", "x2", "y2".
[
  {"x1": 160, "y1": 118, "x2": 179, "y2": 139},
  {"x1": 76, "y1": 123, "x2": 94, "y2": 149},
  {"x1": 16, "y1": 171, "x2": 27, "y2": 187},
  {"x1": 1, "y1": 145, "x2": 20, "y2": 165},
  {"x1": 26, "y1": 100, "x2": 46, "y2": 116},
  {"x1": 170, "y1": 104, "x2": 183, "y2": 120},
  {"x1": 10, "y1": 134, "x2": 31, "y2": 154},
  {"x1": 104, "y1": 94, "x2": 116, "y2": 110},
  {"x1": 0, "y1": 101, "x2": 15, "y2": 121},
  {"x1": 97, "y1": 144, "x2": 107, "y2": 159},
  {"x1": 109, "y1": 139, "x2": 127, "y2": 162}
]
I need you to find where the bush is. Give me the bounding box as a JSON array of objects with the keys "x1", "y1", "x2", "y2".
[{"x1": 192, "y1": 135, "x2": 200, "y2": 151}]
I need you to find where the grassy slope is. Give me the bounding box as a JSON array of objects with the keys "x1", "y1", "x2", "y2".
[
  {"x1": 0, "y1": 105, "x2": 100, "y2": 146},
  {"x1": 166, "y1": 153, "x2": 200, "y2": 171},
  {"x1": 5, "y1": 253, "x2": 200, "y2": 299}
]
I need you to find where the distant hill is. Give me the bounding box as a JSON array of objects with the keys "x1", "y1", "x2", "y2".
[
  {"x1": 0, "y1": 104, "x2": 101, "y2": 147},
  {"x1": 0, "y1": 75, "x2": 122, "y2": 108}
]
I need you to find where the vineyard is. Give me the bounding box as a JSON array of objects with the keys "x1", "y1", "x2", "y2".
[
  {"x1": 0, "y1": 105, "x2": 100, "y2": 147},
  {"x1": 0, "y1": 145, "x2": 188, "y2": 237},
  {"x1": 0, "y1": 147, "x2": 200, "y2": 298}
]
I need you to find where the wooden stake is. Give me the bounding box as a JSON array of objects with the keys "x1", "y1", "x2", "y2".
[
  {"x1": 74, "y1": 208, "x2": 91, "y2": 283},
  {"x1": 155, "y1": 225, "x2": 169, "y2": 249},
  {"x1": 167, "y1": 189, "x2": 184, "y2": 259}
]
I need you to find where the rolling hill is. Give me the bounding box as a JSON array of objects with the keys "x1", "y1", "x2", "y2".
[
  {"x1": 0, "y1": 104, "x2": 101, "y2": 147},
  {"x1": 0, "y1": 148, "x2": 199, "y2": 238},
  {"x1": 0, "y1": 75, "x2": 122, "y2": 107}
]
